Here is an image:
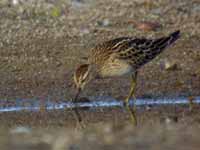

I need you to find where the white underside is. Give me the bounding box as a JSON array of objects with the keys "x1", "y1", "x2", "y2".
[{"x1": 100, "y1": 59, "x2": 134, "y2": 77}]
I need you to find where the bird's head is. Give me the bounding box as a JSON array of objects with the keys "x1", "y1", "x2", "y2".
[
  {"x1": 73, "y1": 63, "x2": 99, "y2": 101},
  {"x1": 73, "y1": 64, "x2": 95, "y2": 101},
  {"x1": 73, "y1": 64, "x2": 91, "y2": 91}
]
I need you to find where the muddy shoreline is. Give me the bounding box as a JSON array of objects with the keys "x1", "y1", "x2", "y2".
[{"x1": 0, "y1": 0, "x2": 200, "y2": 149}]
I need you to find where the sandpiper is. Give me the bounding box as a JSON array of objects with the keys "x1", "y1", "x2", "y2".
[{"x1": 73, "y1": 30, "x2": 180, "y2": 126}]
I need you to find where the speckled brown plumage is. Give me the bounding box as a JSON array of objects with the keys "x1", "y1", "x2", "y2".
[
  {"x1": 73, "y1": 30, "x2": 180, "y2": 126},
  {"x1": 89, "y1": 30, "x2": 180, "y2": 76}
]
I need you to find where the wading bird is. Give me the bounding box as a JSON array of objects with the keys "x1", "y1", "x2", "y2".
[{"x1": 73, "y1": 30, "x2": 180, "y2": 126}]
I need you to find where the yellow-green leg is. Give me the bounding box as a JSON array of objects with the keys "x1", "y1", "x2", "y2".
[{"x1": 124, "y1": 72, "x2": 138, "y2": 126}]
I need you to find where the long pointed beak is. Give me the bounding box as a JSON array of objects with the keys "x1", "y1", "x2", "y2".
[
  {"x1": 73, "y1": 87, "x2": 81, "y2": 102},
  {"x1": 72, "y1": 88, "x2": 82, "y2": 122}
]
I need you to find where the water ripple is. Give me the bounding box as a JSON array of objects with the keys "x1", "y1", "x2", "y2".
[{"x1": 0, "y1": 96, "x2": 200, "y2": 112}]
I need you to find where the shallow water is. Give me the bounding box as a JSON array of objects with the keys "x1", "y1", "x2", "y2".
[{"x1": 0, "y1": 96, "x2": 200, "y2": 112}]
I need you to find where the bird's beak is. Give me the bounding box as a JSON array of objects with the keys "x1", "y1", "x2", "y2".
[
  {"x1": 72, "y1": 87, "x2": 83, "y2": 122},
  {"x1": 73, "y1": 87, "x2": 82, "y2": 102}
]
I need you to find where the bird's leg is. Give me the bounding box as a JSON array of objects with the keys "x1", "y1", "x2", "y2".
[{"x1": 124, "y1": 72, "x2": 138, "y2": 126}]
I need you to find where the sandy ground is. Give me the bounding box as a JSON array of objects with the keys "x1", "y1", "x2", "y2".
[
  {"x1": 0, "y1": 0, "x2": 200, "y2": 100},
  {"x1": 0, "y1": 0, "x2": 200, "y2": 149}
]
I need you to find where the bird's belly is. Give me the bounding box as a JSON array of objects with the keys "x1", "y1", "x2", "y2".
[{"x1": 100, "y1": 60, "x2": 134, "y2": 77}]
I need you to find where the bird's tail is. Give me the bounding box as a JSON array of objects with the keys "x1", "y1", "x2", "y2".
[
  {"x1": 151, "y1": 30, "x2": 180, "y2": 54},
  {"x1": 134, "y1": 30, "x2": 180, "y2": 67},
  {"x1": 142, "y1": 30, "x2": 180, "y2": 60}
]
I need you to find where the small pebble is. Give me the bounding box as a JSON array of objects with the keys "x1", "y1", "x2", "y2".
[
  {"x1": 79, "y1": 28, "x2": 90, "y2": 36},
  {"x1": 129, "y1": 20, "x2": 161, "y2": 31},
  {"x1": 160, "y1": 60, "x2": 178, "y2": 71},
  {"x1": 12, "y1": 0, "x2": 19, "y2": 5},
  {"x1": 160, "y1": 116, "x2": 178, "y2": 124},
  {"x1": 97, "y1": 19, "x2": 110, "y2": 27},
  {"x1": 10, "y1": 126, "x2": 32, "y2": 134}
]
